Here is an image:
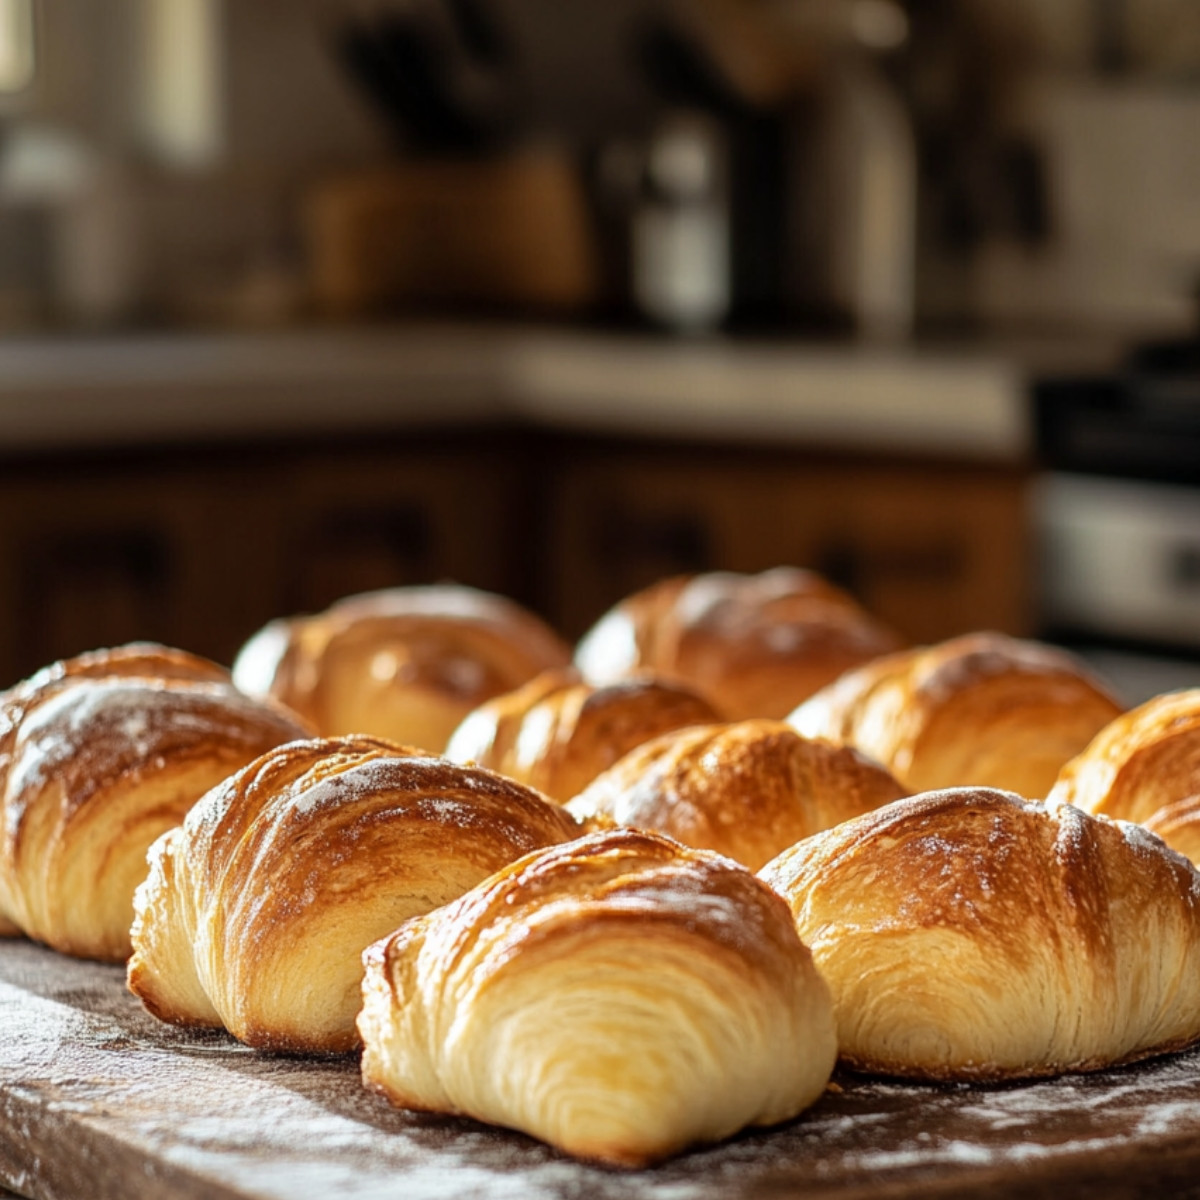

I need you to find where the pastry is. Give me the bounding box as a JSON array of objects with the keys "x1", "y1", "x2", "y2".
[
  {"x1": 444, "y1": 668, "x2": 721, "y2": 802},
  {"x1": 1047, "y1": 689, "x2": 1200, "y2": 832},
  {"x1": 788, "y1": 632, "x2": 1123, "y2": 797},
  {"x1": 567, "y1": 719, "x2": 907, "y2": 870},
  {"x1": 574, "y1": 568, "x2": 902, "y2": 721},
  {"x1": 0, "y1": 644, "x2": 309, "y2": 961},
  {"x1": 128, "y1": 736, "x2": 583, "y2": 1052},
  {"x1": 232, "y1": 585, "x2": 573, "y2": 753},
  {"x1": 761, "y1": 787, "x2": 1200, "y2": 1082},
  {"x1": 359, "y1": 828, "x2": 836, "y2": 1166}
]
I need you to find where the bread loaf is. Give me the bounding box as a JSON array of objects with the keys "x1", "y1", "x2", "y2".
[
  {"x1": 128, "y1": 736, "x2": 583, "y2": 1051},
  {"x1": 575, "y1": 568, "x2": 901, "y2": 721},
  {"x1": 233, "y1": 586, "x2": 572, "y2": 753},
  {"x1": 567, "y1": 720, "x2": 906, "y2": 870},
  {"x1": 761, "y1": 787, "x2": 1200, "y2": 1081},
  {"x1": 0, "y1": 644, "x2": 310, "y2": 961},
  {"x1": 789, "y1": 632, "x2": 1123, "y2": 798},
  {"x1": 444, "y1": 668, "x2": 720, "y2": 802},
  {"x1": 359, "y1": 828, "x2": 836, "y2": 1166}
]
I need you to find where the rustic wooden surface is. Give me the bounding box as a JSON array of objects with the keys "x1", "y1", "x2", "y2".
[{"x1": 3, "y1": 939, "x2": 1200, "y2": 1199}]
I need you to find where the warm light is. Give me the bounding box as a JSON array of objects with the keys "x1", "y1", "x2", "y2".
[{"x1": 0, "y1": 0, "x2": 34, "y2": 95}]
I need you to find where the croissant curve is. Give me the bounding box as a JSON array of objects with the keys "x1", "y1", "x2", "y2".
[
  {"x1": 359, "y1": 828, "x2": 836, "y2": 1166},
  {"x1": 761, "y1": 787, "x2": 1200, "y2": 1081},
  {"x1": 232, "y1": 586, "x2": 572, "y2": 753},
  {"x1": 567, "y1": 719, "x2": 907, "y2": 870},
  {"x1": 128, "y1": 735, "x2": 583, "y2": 1051},
  {"x1": 788, "y1": 632, "x2": 1123, "y2": 797},
  {"x1": 0, "y1": 644, "x2": 310, "y2": 960},
  {"x1": 444, "y1": 668, "x2": 721, "y2": 802},
  {"x1": 575, "y1": 568, "x2": 902, "y2": 721}
]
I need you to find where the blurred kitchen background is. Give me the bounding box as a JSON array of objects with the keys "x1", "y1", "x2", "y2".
[{"x1": 0, "y1": 0, "x2": 1198, "y2": 702}]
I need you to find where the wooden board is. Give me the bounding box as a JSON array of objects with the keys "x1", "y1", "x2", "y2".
[{"x1": 3, "y1": 939, "x2": 1200, "y2": 1199}]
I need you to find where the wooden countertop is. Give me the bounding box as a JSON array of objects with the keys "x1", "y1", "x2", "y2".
[
  {"x1": 2, "y1": 939, "x2": 1200, "y2": 1199},
  {"x1": 0, "y1": 324, "x2": 1043, "y2": 461}
]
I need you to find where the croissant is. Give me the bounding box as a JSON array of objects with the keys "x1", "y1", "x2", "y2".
[
  {"x1": 788, "y1": 632, "x2": 1123, "y2": 798},
  {"x1": 761, "y1": 787, "x2": 1200, "y2": 1081},
  {"x1": 1047, "y1": 690, "x2": 1200, "y2": 847},
  {"x1": 574, "y1": 568, "x2": 902, "y2": 721},
  {"x1": 567, "y1": 720, "x2": 907, "y2": 871},
  {"x1": 232, "y1": 585, "x2": 573, "y2": 753},
  {"x1": 444, "y1": 668, "x2": 721, "y2": 802},
  {"x1": 359, "y1": 827, "x2": 836, "y2": 1166},
  {"x1": 127, "y1": 735, "x2": 584, "y2": 1052},
  {"x1": 0, "y1": 644, "x2": 310, "y2": 961}
]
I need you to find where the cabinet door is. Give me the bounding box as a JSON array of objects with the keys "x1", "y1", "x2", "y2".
[{"x1": 546, "y1": 449, "x2": 1030, "y2": 644}]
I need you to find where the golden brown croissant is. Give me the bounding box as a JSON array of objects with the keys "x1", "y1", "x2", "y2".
[
  {"x1": 232, "y1": 585, "x2": 573, "y2": 753},
  {"x1": 359, "y1": 827, "x2": 836, "y2": 1166},
  {"x1": 761, "y1": 787, "x2": 1200, "y2": 1082},
  {"x1": 128, "y1": 735, "x2": 584, "y2": 1052},
  {"x1": 788, "y1": 632, "x2": 1123, "y2": 798},
  {"x1": 0, "y1": 644, "x2": 310, "y2": 961},
  {"x1": 567, "y1": 720, "x2": 907, "y2": 870},
  {"x1": 1047, "y1": 689, "x2": 1200, "y2": 835},
  {"x1": 574, "y1": 568, "x2": 902, "y2": 721},
  {"x1": 444, "y1": 668, "x2": 721, "y2": 802}
]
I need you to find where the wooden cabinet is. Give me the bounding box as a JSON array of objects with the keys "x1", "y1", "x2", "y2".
[
  {"x1": 543, "y1": 444, "x2": 1031, "y2": 643},
  {"x1": 0, "y1": 429, "x2": 1031, "y2": 688}
]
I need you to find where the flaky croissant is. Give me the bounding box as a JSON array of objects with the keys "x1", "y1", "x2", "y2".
[
  {"x1": 788, "y1": 632, "x2": 1123, "y2": 798},
  {"x1": 761, "y1": 787, "x2": 1200, "y2": 1082},
  {"x1": 232, "y1": 585, "x2": 572, "y2": 753},
  {"x1": 1047, "y1": 690, "x2": 1200, "y2": 851},
  {"x1": 128, "y1": 735, "x2": 584, "y2": 1052},
  {"x1": 575, "y1": 568, "x2": 902, "y2": 721},
  {"x1": 0, "y1": 644, "x2": 310, "y2": 961},
  {"x1": 567, "y1": 720, "x2": 907, "y2": 871},
  {"x1": 444, "y1": 668, "x2": 721, "y2": 802},
  {"x1": 359, "y1": 827, "x2": 836, "y2": 1167}
]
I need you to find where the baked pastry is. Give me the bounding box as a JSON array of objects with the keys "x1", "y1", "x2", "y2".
[
  {"x1": 761, "y1": 787, "x2": 1200, "y2": 1082},
  {"x1": 574, "y1": 568, "x2": 902, "y2": 721},
  {"x1": 1048, "y1": 688, "x2": 1200, "y2": 827},
  {"x1": 444, "y1": 668, "x2": 721, "y2": 802},
  {"x1": 788, "y1": 632, "x2": 1123, "y2": 798},
  {"x1": 128, "y1": 736, "x2": 583, "y2": 1052},
  {"x1": 567, "y1": 720, "x2": 907, "y2": 870},
  {"x1": 232, "y1": 585, "x2": 573, "y2": 753},
  {"x1": 359, "y1": 827, "x2": 836, "y2": 1166},
  {"x1": 0, "y1": 644, "x2": 310, "y2": 961}
]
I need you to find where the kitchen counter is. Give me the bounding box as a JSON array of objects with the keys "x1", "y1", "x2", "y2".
[{"x1": 0, "y1": 322, "x2": 1081, "y2": 461}]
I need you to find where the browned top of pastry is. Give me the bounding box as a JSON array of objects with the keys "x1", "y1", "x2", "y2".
[
  {"x1": 761, "y1": 786, "x2": 1200, "y2": 1081},
  {"x1": 232, "y1": 586, "x2": 572, "y2": 752},
  {"x1": 789, "y1": 632, "x2": 1123, "y2": 797},
  {"x1": 1049, "y1": 689, "x2": 1200, "y2": 828},
  {"x1": 367, "y1": 826, "x2": 808, "y2": 1012},
  {"x1": 1146, "y1": 794, "x2": 1200, "y2": 865},
  {"x1": 444, "y1": 668, "x2": 721, "y2": 802},
  {"x1": 574, "y1": 568, "x2": 902, "y2": 721},
  {"x1": 568, "y1": 720, "x2": 907, "y2": 870},
  {"x1": 0, "y1": 644, "x2": 311, "y2": 859}
]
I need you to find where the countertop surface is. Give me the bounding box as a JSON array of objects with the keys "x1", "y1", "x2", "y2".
[
  {"x1": 4, "y1": 939, "x2": 1200, "y2": 1199},
  {"x1": 0, "y1": 323, "x2": 1121, "y2": 462}
]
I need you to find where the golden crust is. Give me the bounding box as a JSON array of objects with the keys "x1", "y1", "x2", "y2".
[
  {"x1": 358, "y1": 827, "x2": 836, "y2": 1166},
  {"x1": 788, "y1": 632, "x2": 1123, "y2": 798},
  {"x1": 127, "y1": 736, "x2": 584, "y2": 1052},
  {"x1": 1048, "y1": 689, "x2": 1200, "y2": 832},
  {"x1": 232, "y1": 586, "x2": 572, "y2": 754},
  {"x1": 0, "y1": 644, "x2": 311, "y2": 961},
  {"x1": 760, "y1": 787, "x2": 1200, "y2": 1082},
  {"x1": 574, "y1": 568, "x2": 902, "y2": 721},
  {"x1": 444, "y1": 669, "x2": 721, "y2": 802},
  {"x1": 567, "y1": 720, "x2": 907, "y2": 871}
]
